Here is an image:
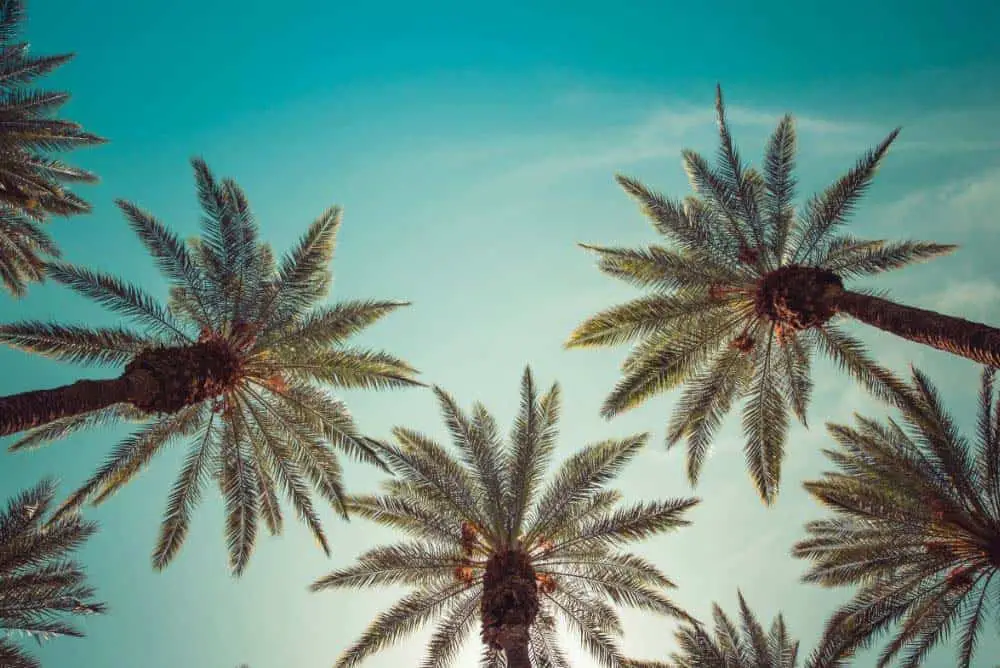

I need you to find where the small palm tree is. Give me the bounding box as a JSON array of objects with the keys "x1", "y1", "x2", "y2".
[
  {"x1": 0, "y1": 0, "x2": 105, "y2": 297},
  {"x1": 312, "y1": 367, "x2": 698, "y2": 668},
  {"x1": 566, "y1": 84, "x2": 1000, "y2": 503},
  {"x1": 0, "y1": 158, "x2": 422, "y2": 575},
  {"x1": 623, "y1": 591, "x2": 850, "y2": 668},
  {"x1": 1, "y1": 478, "x2": 105, "y2": 668},
  {"x1": 794, "y1": 365, "x2": 1000, "y2": 668}
]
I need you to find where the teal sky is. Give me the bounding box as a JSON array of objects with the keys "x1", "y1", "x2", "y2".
[{"x1": 2, "y1": 0, "x2": 1000, "y2": 666}]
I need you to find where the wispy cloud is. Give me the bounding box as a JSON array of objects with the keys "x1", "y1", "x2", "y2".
[
  {"x1": 423, "y1": 89, "x2": 999, "y2": 204},
  {"x1": 868, "y1": 167, "x2": 1000, "y2": 236},
  {"x1": 923, "y1": 280, "x2": 1000, "y2": 322}
]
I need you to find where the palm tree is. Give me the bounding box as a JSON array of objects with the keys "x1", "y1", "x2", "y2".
[
  {"x1": 311, "y1": 367, "x2": 698, "y2": 668},
  {"x1": 0, "y1": 0, "x2": 105, "y2": 297},
  {"x1": 565, "y1": 84, "x2": 1000, "y2": 504},
  {"x1": 1, "y1": 478, "x2": 105, "y2": 668},
  {"x1": 0, "y1": 158, "x2": 422, "y2": 575},
  {"x1": 794, "y1": 365, "x2": 1000, "y2": 668},
  {"x1": 622, "y1": 591, "x2": 850, "y2": 668}
]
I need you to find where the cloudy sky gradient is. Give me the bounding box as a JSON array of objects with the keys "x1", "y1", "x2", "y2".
[{"x1": 1, "y1": 0, "x2": 998, "y2": 666}]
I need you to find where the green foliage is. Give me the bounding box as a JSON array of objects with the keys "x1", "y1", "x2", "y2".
[
  {"x1": 0, "y1": 0, "x2": 106, "y2": 297},
  {"x1": 0, "y1": 478, "x2": 105, "y2": 668},
  {"x1": 624, "y1": 591, "x2": 852, "y2": 668},
  {"x1": 795, "y1": 366, "x2": 1000, "y2": 668},
  {"x1": 567, "y1": 85, "x2": 952, "y2": 503},
  {"x1": 312, "y1": 367, "x2": 698, "y2": 668},
  {"x1": 0, "y1": 159, "x2": 422, "y2": 575}
]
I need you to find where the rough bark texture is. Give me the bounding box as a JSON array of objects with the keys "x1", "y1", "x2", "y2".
[
  {"x1": 0, "y1": 373, "x2": 152, "y2": 437},
  {"x1": 124, "y1": 339, "x2": 243, "y2": 414},
  {"x1": 503, "y1": 641, "x2": 533, "y2": 668},
  {"x1": 480, "y1": 549, "x2": 539, "y2": 657},
  {"x1": 0, "y1": 337, "x2": 245, "y2": 437},
  {"x1": 835, "y1": 290, "x2": 1000, "y2": 367},
  {"x1": 755, "y1": 265, "x2": 844, "y2": 330}
]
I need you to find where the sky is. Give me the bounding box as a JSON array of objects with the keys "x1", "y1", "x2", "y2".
[{"x1": 1, "y1": 0, "x2": 999, "y2": 666}]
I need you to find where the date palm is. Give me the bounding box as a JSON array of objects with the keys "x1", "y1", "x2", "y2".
[
  {"x1": 0, "y1": 158, "x2": 422, "y2": 575},
  {"x1": 794, "y1": 365, "x2": 1000, "y2": 668},
  {"x1": 312, "y1": 367, "x2": 698, "y2": 668},
  {"x1": 623, "y1": 591, "x2": 849, "y2": 668},
  {"x1": 0, "y1": 0, "x2": 105, "y2": 297},
  {"x1": 1, "y1": 478, "x2": 105, "y2": 668},
  {"x1": 566, "y1": 84, "x2": 1000, "y2": 504}
]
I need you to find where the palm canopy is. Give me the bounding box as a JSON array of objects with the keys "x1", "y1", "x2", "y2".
[
  {"x1": 0, "y1": 0, "x2": 105, "y2": 297},
  {"x1": 794, "y1": 365, "x2": 1000, "y2": 668},
  {"x1": 0, "y1": 478, "x2": 105, "y2": 668},
  {"x1": 566, "y1": 84, "x2": 971, "y2": 504},
  {"x1": 0, "y1": 158, "x2": 421, "y2": 575},
  {"x1": 623, "y1": 591, "x2": 849, "y2": 668},
  {"x1": 312, "y1": 367, "x2": 699, "y2": 668}
]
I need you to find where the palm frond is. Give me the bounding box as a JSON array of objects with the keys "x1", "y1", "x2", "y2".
[
  {"x1": 795, "y1": 365, "x2": 1000, "y2": 668},
  {"x1": 790, "y1": 128, "x2": 900, "y2": 265},
  {"x1": 525, "y1": 434, "x2": 647, "y2": 547},
  {"x1": 506, "y1": 368, "x2": 561, "y2": 540},
  {"x1": 44, "y1": 262, "x2": 189, "y2": 343},
  {"x1": 0, "y1": 322, "x2": 151, "y2": 366},
  {"x1": 152, "y1": 416, "x2": 220, "y2": 570},
  {"x1": 0, "y1": 478, "x2": 105, "y2": 666}
]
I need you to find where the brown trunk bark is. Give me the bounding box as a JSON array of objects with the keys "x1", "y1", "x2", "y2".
[
  {"x1": 835, "y1": 290, "x2": 1000, "y2": 368},
  {"x1": 0, "y1": 370, "x2": 157, "y2": 437},
  {"x1": 502, "y1": 638, "x2": 533, "y2": 668}
]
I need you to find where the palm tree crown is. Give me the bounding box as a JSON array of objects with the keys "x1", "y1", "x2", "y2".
[
  {"x1": 0, "y1": 0, "x2": 105, "y2": 297},
  {"x1": 0, "y1": 478, "x2": 105, "y2": 668},
  {"x1": 565, "y1": 84, "x2": 986, "y2": 503},
  {"x1": 795, "y1": 365, "x2": 1000, "y2": 668},
  {"x1": 312, "y1": 367, "x2": 699, "y2": 668},
  {"x1": 0, "y1": 158, "x2": 421, "y2": 575}
]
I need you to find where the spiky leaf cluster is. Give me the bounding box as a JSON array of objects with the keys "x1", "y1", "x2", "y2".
[
  {"x1": 0, "y1": 0, "x2": 105, "y2": 297},
  {"x1": 567, "y1": 85, "x2": 951, "y2": 503},
  {"x1": 0, "y1": 478, "x2": 105, "y2": 668},
  {"x1": 311, "y1": 367, "x2": 698, "y2": 668},
  {"x1": 624, "y1": 591, "x2": 851, "y2": 668},
  {"x1": 0, "y1": 158, "x2": 421, "y2": 575},
  {"x1": 795, "y1": 365, "x2": 1000, "y2": 668}
]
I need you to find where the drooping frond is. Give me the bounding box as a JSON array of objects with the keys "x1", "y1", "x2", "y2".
[
  {"x1": 335, "y1": 582, "x2": 475, "y2": 668},
  {"x1": 0, "y1": 478, "x2": 105, "y2": 666},
  {"x1": 7, "y1": 403, "x2": 146, "y2": 452},
  {"x1": 0, "y1": 0, "x2": 105, "y2": 295},
  {"x1": 795, "y1": 365, "x2": 1000, "y2": 668}
]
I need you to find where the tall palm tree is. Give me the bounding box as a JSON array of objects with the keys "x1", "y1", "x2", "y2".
[
  {"x1": 794, "y1": 365, "x2": 1000, "y2": 668},
  {"x1": 311, "y1": 367, "x2": 698, "y2": 668},
  {"x1": 0, "y1": 0, "x2": 105, "y2": 297},
  {"x1": 0, "y1": 158, "x2": 422, "y2": 575},
  {"x1": 566, "y1": 84, "x2": 1000, "y2": 503},
  {"x1": 622, "y1": 591, "x2": 849, "y2": 668},
  {"x1": 1, "y1": 478, "x2": 105, "y2": 668}
]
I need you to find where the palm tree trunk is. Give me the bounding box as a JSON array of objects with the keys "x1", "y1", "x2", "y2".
[
  {"x1": 503, "y1": 641, "x2": 533, "y2": 668},
  {"x1": 835, "y1": 290, "x2": 1000, "y2": 367},
  {"x1": 0, "y1": 370, "x2": 156, "y2": 437}
]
